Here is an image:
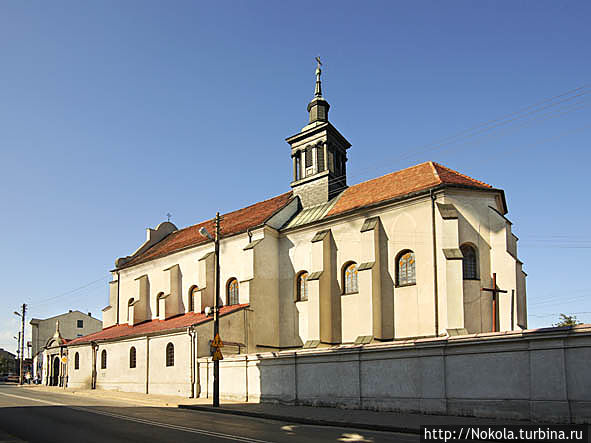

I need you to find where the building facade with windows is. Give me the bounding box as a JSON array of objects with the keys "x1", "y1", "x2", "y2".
[
  {"x1": 31, "y1": 310, "x2": 102, "y2": 382},
  {"x1": 60, "y1": 65, "x2": 527, "y2": 396}
]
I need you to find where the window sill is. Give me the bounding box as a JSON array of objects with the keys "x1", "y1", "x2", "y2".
[
  {"x1": 342, "y1": 291, "x2": 359, "y2": 296},
  {"x1": 463, "y1": 278, "x2": 480, "y2": 281},
  {"x1": 295, "y1": 299, "x2": 309, "y2": 303},
  {"x1": 395, "y1": 283, "x2": 416, "y2": 288}
]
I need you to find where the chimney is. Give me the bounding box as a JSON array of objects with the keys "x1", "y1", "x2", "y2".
[{"x1": 88, "y1": 312, "x2": 91, "y2": 317}]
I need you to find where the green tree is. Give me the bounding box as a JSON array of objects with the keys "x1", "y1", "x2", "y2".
[{"x1": 553, "y1": 313, "x2": 582, "y2": 327}]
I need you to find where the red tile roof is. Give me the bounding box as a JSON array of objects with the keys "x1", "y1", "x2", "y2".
[
  {"x1": 121, "y1": 192, "x2": 293, "y2": 268},
  {"x1": 68, "y1": 304, "x2": 249, "y2": 345},
  {"x1": 327, "y1": 161, "x2": 492, "y2": 217},
  {"x1": 119, "y1": 162, "x2": 494, "y2": 269}
]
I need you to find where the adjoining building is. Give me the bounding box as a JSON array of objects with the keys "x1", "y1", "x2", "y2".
[
  {"x1": 61, "y1": 64, "x2": 526, "y2": 397},
  {"x1": 0, "y1": 349, "x2": 17, "y2": 376},
  {"x1": 31, "y1": 310, "x2": 101, "y2": 382}
]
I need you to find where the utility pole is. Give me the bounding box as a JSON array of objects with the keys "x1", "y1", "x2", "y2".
[
  {"x1": 199, "y1": 212, "x2": 223, "y2": 408},
  {"x1": 15, "y1": 304, "x2": 27, "y2": 385},
  {"x1": 213, "y1": 212, "x2": 221, "y2": 407}
]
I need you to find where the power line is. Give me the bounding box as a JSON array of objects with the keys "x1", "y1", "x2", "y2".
[
  {"x1": 318, "y1": 84, "x2": 589, "y2": 189},
  {"x1": 27, "y1": 275, "x2": 110, "y2": 306}
]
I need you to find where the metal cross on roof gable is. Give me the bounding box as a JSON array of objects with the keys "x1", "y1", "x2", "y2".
[{"x1": 482, "y1": 273, "x2": 507, "y2": 333}]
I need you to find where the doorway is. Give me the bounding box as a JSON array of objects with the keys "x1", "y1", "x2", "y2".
[{"x1": 52, "y1": 356, "x2": 60, "y2": 386}]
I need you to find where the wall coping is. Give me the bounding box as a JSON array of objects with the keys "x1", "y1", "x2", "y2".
[{"x1": 197, "y1": 324, "x2": 591, "y2": 363}]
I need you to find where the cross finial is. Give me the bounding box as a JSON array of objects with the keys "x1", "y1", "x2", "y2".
[
  {"x1": 315, "y1": 56, "x2": 322, "y2": 69},
  {"x1": 314, "y1": 56, "x2": 323, "y2": 98},
  {"x1": 166, "y1": 212, "x2": 172, "y2": 222}
]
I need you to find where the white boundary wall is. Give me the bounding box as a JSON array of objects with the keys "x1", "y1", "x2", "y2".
[{"x1": 198, "y1": 325, "x2": 591, "y2": 423}]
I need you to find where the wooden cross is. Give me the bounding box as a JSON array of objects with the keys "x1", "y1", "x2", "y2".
[{"x1": 482, "y1": 273, "x2": 507, "y2": 332}]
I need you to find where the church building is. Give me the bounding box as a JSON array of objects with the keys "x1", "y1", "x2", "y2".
[{"x1": 61, "y1": 64, "x2": 527, "y2": 397}]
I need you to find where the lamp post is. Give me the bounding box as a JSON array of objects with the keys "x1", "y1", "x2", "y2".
[
  {"x1": 199, "y1": 212, "x2": 222, "y2": 407},
  {"x1": 13, "y1": 334, "x2": 20, "y2": 376}
]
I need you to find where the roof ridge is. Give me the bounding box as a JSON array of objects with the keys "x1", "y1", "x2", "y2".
[
  {"x1": 174, "y1": 190, "x2": 293, "y2": 233},
  {"x1": 340, "y1": 161, "x2": 434, "y2": 190},
  {"x1": 428, "y1": 161, "x2": 442, "y2": 183},
  {"x1": 432, "y1": 162, "x2": 492, "y2": 188}
]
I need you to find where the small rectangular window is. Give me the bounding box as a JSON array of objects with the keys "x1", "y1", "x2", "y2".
[
  {"x1": 305, "y1": 147, "x2": 313, "y2": 168},
  {"x1": 77, "y1": 320, "x2": 83, "y2": 328},
  {"x1": 317, "y1": 146, "x2": 324, "y2": 172}
]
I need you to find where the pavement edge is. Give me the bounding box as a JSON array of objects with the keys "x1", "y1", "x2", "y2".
[{"x1": 177, "y1": 404, "x2": 420, "y2": 435}]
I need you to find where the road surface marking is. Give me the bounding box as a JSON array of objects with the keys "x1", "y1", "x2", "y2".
[
  {"x1": 0, "y1": 391, "x2": 271, "y2": 442},
  {"x1": 0, "y1": 392, "x2": 64, "y2": 406}
]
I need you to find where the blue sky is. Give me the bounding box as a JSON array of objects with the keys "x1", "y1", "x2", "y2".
[{"x1": 1, "y1": 1, "x2": 590, "y2": 354}]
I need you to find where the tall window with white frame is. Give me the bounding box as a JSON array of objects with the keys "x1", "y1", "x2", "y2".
[
  {"x1": 74, "y1": 352, "x2": 79, "y2": 370},
  {"x1": 343, "y1": 262, "x2": 359, "y2": 294},
  {"x1": 227, "y1": 278, "x2": 239, "y2": 306},
  {"x1": 296, "y1": 271, "x2": 309, "y2": 301},
  {"x1": 166, "y1": 343, "x2": 174, "y2": 367},
  {"x1": 188, "y1": 286, "x2": 198, "y2": 312},
  {"x1": 156, "y1": 292, "x2": 165, "y2": 317},
  {"x1": 100, "y1": 350, "x2": 107, "y2": 369},
  {"x1": 129, "y1": 347, "x2": 136, "y2": 369},
  {"x1": 127, "y1": 298, "x2": 134, "y2": 322},
  {"x1": 460, "y1": 244, "x2": 478, "y2": 280},
  {"x1": 396, "y1": 250, "x2": 416, "y2": 286}
]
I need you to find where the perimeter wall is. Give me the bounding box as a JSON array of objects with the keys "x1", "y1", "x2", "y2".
[{"x1": 198, "y1": 325, "x2": 591, "y2": 423}]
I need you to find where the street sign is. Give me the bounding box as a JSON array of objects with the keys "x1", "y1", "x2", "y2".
[
  {"x1": 211, "y1": 333, "x2": 223, "y2": 348},
  {"x1": 212, "y1": 348, "x2": 223, "y2": 361}
]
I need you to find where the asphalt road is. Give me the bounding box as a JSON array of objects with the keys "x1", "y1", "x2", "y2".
[{"x1": 0, "y1": 384, "x2": 416, "y2": 443}]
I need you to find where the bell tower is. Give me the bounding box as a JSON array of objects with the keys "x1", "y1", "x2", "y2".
[{"x1": 286, "y1": 58, "x2": 351, "y2": 208}]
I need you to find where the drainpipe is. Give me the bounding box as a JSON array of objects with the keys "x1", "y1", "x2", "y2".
[
  {"x1": 145, "y1": 336, "x2": 150, "y2": 394},
  {"x1": 188, "y1": 326, "x2": 196, "y2": 398},
  {"x1": 91, "y1": 341, "x2": 98, "y2": 390},
  {"x1": 430, "y1": 189, "x2": 439, "y2": 336},
  {"x1": 116, "y1": 271, "x2": 121, "y2": 325}
]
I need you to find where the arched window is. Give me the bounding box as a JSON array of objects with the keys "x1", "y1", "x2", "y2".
[
  {"x1": 343, "y1": 262, "x2": 359, "y2": 294},
  {"x1": 129, "y1": 347, "x2": 137, "y2": 369},
  {"x1": 100, "y1": 350, "x2": 107, "y2": 369},
  {"x1": 127, "y1": 298, "x2": 134, "y2": 321},
  {"x1": 227, "y1": 278, "x2": 239, "y2": 306},
  {"x1": 166, "y1": 343, "x2": 174, "y2": 367},
  {"x1": 188, "y1": 286, "x2": 198, "y2": 312},
  {"x1": 74, "y1": 352, "x2": 79, "y2": 370},
  {"x1": 156, "y1": 292, "x2": 165, "y2": 317},
  {"x1": 296, "y1": 272, "x2": 309, "y2": 302},
  {"x1": 396, "y1": 250, "x2": 416, "y2": 286},
  {"x1": 460, "y1": 244, "x2": 478, "y2": 280}
]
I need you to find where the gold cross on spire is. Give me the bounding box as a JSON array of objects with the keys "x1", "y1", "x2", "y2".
[{"x1": 314, "y1": 56, "x2": 323, "y2": 98}]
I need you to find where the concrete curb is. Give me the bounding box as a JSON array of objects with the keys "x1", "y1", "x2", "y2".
[{"x1": 177, "y1": 404, "x2": 420, "y2": 434}]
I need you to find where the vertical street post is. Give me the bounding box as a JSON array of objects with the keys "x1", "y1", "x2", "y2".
[
  {"x1": 213, "y1": 211, "x2": 221, "y2": 407},
  {"x1": 200, "y1": 212, "x2": 223, "y2": 407},
  {"x1": 14, "y1": 304, "x2": 27, "y2": 385}
]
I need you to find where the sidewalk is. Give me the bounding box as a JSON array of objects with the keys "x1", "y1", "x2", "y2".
[
  {"x1": 179, "y1": 402, "x2": 538, "y2": 434},
  {"x1": 19, "y1": 384, "x2": 219, "y2": 408},
  {"x1": 19, "y1": 385, "x2": 560, "y2": 435}
]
